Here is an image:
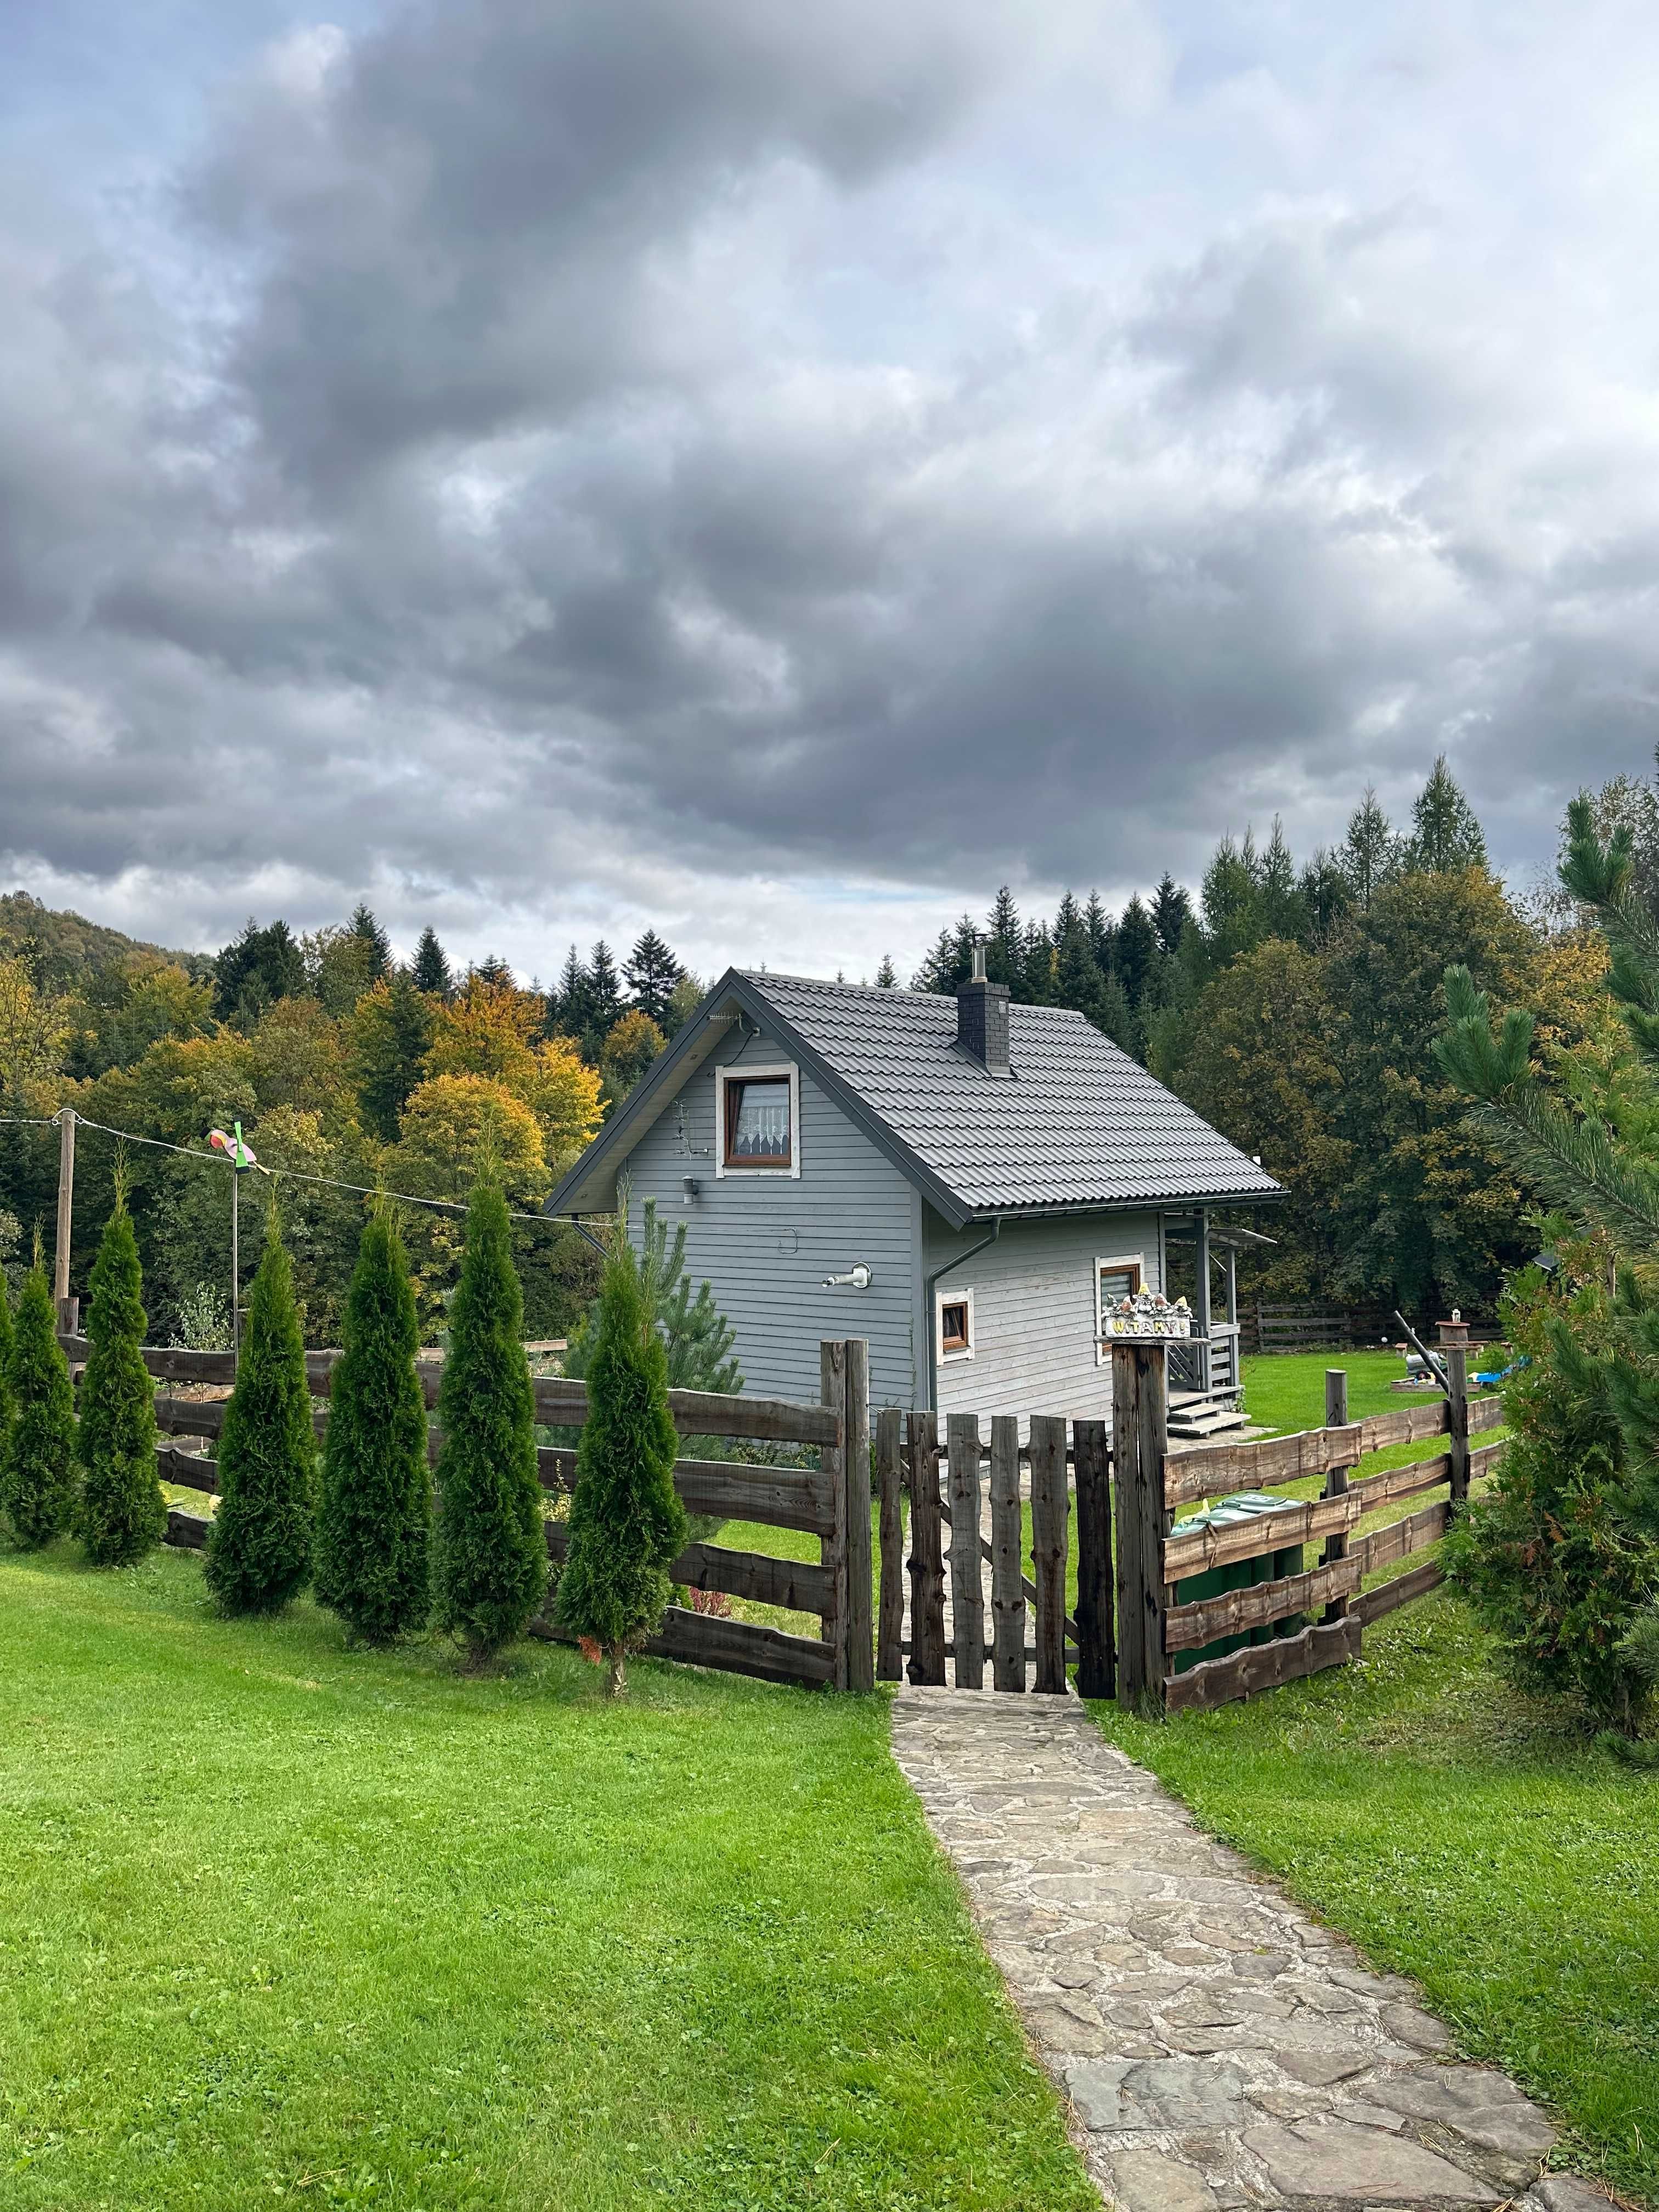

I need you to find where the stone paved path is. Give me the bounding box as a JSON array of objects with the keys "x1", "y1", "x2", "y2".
[{"x1": 891, "y1": 1687, "x2": 1609, "y2": 2212}]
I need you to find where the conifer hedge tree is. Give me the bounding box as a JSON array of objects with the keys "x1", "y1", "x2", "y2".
[
  {"x1": 205, "y1": 1210, "x2": 318, "y2": 1614},
  {"x1": 315, "y1": 1208, "x2": 431, "y2": 1644},
  {"x1": 431, "y1": 1176, "x2": 546, "y2": 1664},
  {"x1": 558, "y1": 1205, "x2": 686, "y2": 1696},
  {"x1": 3, "y1": 1267, "x2": 78, "y2": 1548},
  {"x1": 0, "y1": 1276, "x2": 14, "y2": 1503},
  {"x1": 78, "y1": 1204, "x2": 165, "y2": 1566}
]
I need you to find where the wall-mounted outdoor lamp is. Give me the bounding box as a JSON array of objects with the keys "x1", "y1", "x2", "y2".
[
  {"x1": 681, "y1": 1176, "x2": 700, "y2": 1205},
  {"x1": 822, "y1": 1262, "x2": 873, "y2": 1290}
]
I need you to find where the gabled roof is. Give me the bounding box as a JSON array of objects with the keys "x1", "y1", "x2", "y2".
[{"x1": 545, "y1": 968, "x2": 1283, "y2": 1232}]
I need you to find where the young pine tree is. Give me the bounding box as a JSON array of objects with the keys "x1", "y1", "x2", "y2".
[
  {"x1": 3, "y1": 1267, "x2": 78, "y2": 1548},
  {"x1": 314, "y1": 1209, "x2": 432, "y2": 1644},
  {"x1": 205, "y1": 1210, "x2": 318, "y2": 1615},
  {"x1": 431, "y1": 1176, "x2": 546, "y2": 1664},
  {"x1": 78, "y1": 1205, "x2": 166, "y2": 1566},
  {"x1": 558, "y1": 1204, "x2": 687, "y2": 1696}
]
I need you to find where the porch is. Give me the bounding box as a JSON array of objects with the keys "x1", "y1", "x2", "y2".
[{"x1": 1161, "y1": 1213, "x2": 1271, "y2": 1438}]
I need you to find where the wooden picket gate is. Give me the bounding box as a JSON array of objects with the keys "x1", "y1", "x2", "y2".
[
  {"x1": 62, "y1": 1330, "x2": 876, "y2": 1694},
  {"x1": 871, "y1": 1406, "x2": 1116, "y2": 1698}
]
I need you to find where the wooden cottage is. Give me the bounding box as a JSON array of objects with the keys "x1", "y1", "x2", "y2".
[{"x1": 544, "y1": 962, "x2": 1283, "y2": 1434}]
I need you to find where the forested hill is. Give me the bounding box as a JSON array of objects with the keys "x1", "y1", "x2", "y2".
[
  {"x1": 0, "y1": 891, "x2": 210, "y2": 990},
  {"x1": 0, "y1": 751, "x2": 1653, "y2": 1341}
]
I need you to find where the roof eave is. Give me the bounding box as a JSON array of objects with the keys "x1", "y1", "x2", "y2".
[{"x1": 544, "y1": 967, "x2": 980, "y2": 1231}]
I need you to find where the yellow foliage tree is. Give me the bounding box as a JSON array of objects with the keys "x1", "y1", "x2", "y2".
[
  {"x1": 529, "y1": 1037, "x2": 604, "y2": 1172},
  {"x1": 391, "y1": 1074, "x2": 549, "y2": 1207},
  {"x1": 0, "y1": 953, "x2": 70, "y2": 1110},
  {"x1": 427, "y1": 980, "x2": 543, "y2": 1090}
]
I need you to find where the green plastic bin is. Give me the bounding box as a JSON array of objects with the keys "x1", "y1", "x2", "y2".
[{"x1": 1170, "y1": 1491, "x2": 1306, "y2": 1672}]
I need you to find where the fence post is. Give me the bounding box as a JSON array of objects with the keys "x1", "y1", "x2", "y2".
[
  {"x1": 1073, "y1": 1418, "x2": 1115, "y2": 1699},
  {"x1": 1113, "y1": 1340, "x2": 1169, "y2": 1718},
  {"x1": 946, "y1": 1412, "x2": 984, "y2": 1689},
  {"x1": 1446, "y1": 1344, "x2": 1470, "y2": 1509},
  {"x1": 1322, "y1": 1367, "x2": 1351, "y2": 1625},
  {"x1": 989, "y1": 1415, "x2": 1024, "y2": 1691},
  {"x1": 54, "y1": 1108, "x2": 77, "y2": 1334},
  {"x1": 820, "y1": 1342, "x2": 850, "y2": 1691},
  {"x1": 875, "y1": 1406, "x2": 905, "y2": 1682},
  {"x1": 821, "y1": 1340, "x2": 872, "y2": 1692},
  {"x1": 906, "y1": 1410, "x2": 946, "y2": 1685}
]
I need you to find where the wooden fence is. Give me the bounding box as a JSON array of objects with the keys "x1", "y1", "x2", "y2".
[
  {"x1": 1239, "y1": 1304, "x2": 1503, "y2": 1355},
  {"x1": 1126, "y1": 1340, "x2": 1504, "y2": 1715},
  {"x1": 871, "y1": 1339, "x2": 1504, "y2": 1714},
  {"x1": 60, "y1": 1331, "x2": 874, "y2": 1695}
]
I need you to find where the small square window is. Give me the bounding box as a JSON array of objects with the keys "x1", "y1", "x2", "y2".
[
  {"x1": 724, "y1": 1076, "x2": 792, "y2": 1168},
  {"x1": 938, "y1": 1287, "x2": 975, "y2": 1362}
]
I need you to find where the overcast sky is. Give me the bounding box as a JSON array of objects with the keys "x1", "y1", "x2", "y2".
[{"x1": 3, "y1": 1, "x2": 1658, "y2": 984}]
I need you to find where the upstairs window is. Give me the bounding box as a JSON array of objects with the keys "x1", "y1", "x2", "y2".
[{"x1": 716, "y1": 1065, "x2": 800, "y2": 1176}]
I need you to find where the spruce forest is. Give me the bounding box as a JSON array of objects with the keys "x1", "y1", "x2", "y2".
[{"x1": 0, "y1": 754, "x2": 1645, "y2": 1341}]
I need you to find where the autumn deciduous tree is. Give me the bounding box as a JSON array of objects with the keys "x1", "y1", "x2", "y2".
[{"x1": 391, "y1": 1074, "x2": 548, "y2": 1206}]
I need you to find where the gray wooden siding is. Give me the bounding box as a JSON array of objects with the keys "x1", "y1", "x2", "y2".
[
  {"x1": 924, "y1": 1208, "x2": 1166, "y2": 1424},
  {"x1": 619, "y1": 1019, "x2": 922, "y2": 1408}
]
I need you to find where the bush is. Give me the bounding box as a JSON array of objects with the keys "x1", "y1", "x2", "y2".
[
  {"x1": 558, "y1": 1204, "x2": 687, "y2": 1695},
  {"x1": 78, "y1": 1205, "x2": 166, "y2": 1567},
  {"x1": 1446, "y1": 1262, "x2": 1659, "y2": 1730},
  {"x1": 3, "y1": 1267, "x2": 77, "y2": 1548},
  {"x1": 314, "y1": 1210, "x2": 432, "y2": 1644},
  {"x1": 431, "y1": 1177, "x2": 546, "y2": 1664},
  {"x1": 205, "y1": 1212, "x2": 318, "y2": 1615}
]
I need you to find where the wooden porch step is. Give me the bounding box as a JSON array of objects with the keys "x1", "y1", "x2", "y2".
[{"x1": 1167, "y1": 1402, "x2": 1251, "y2": 1441}]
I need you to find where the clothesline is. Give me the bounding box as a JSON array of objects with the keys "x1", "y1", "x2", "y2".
[{"x1": 0, "y1": 1110, "x2": 572, "y2": 1232}]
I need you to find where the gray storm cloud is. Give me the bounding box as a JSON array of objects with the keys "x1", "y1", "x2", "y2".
[{"x1": 1, "y1": 0, "x2": 1657, "y2": 973}]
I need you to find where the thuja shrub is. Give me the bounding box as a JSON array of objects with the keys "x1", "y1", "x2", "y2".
[
  {"x1": 78, "y1": 1205, "x2": 166, "y2": 1568},
  {"x1": 206, "y1": 1214, "x2": 318, "y2": 1615},
  {"x1": 431, "y1": 1177, "x2": 546, "y2": 1665},
  {"x1": 315, "y1": 1209, "x2": 432, "y2": 1644},
  {"x1": 0, "y1": 1276, "x2": 14, "y2": 1502},
  {"x1": 3, "y1": 1267, "x2": 78, "y2": 1549},
  {"x1": 558, "y1": 1206, "x2": 686, "y2": 1696}
]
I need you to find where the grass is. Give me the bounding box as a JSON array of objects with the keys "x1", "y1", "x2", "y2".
[
  {"x1": 1090, "y1": 1592, "x2": 1659, "y2": 2207},
  {"x1": 0, "y1": 1543, "x2": 1096, "y2": 2212}
]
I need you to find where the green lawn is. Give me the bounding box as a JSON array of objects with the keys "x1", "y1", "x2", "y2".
[
  {"x1": 1088, "y1": 1346, "x2": 1656, "y2": 2207},
  {"x1": 0, "y1": 1544, "x2": 1094, "y2": 2212}
]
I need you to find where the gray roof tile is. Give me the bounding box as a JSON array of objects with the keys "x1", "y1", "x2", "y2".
[{"x1": 740, "y1": 971, "x2": 1282, "y2": 1215}]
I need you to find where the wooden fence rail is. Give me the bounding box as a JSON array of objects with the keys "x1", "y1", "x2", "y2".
[{"x1": 67, "y1": 1331, "x2": 867, "y2": 1694}]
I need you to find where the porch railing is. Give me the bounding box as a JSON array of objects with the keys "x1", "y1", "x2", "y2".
[{"x1": 1167, "y1": 1323, "x2": 1240, "y2": 1398}]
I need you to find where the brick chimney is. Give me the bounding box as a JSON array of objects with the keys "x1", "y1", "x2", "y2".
[{"x1": 957, "y1": 943, "x2": 1011, "y2": 1076}]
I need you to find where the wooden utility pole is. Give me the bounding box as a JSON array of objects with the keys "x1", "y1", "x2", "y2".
[
  {"x1": 54, "y1": 1108, "x2": 76, "y2": 1333},
  {"x1": 1113, "y1": 1339, "x2": 1170, "y2": 1717}
]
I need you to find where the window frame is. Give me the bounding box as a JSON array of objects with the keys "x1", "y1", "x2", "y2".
[
  {"x1": 714, "y1": 1063, "x2": 802, "y2": 1179},
  {"x1": 936, "y1": 1285, "x2": 976, "y2": 1364},
  {"x1": 1094, "y1": 1253, "x2": 1146, "y2": 1365}
]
